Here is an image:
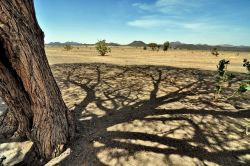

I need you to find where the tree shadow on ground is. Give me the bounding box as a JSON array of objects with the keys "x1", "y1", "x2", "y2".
[{"x1": 51, "y1": 63, "x2": 250, "y2": 165}]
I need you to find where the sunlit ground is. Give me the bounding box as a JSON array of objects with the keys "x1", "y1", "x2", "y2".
[{"x1": 1, "y1": 47, "x2": 250, "y2": 165}]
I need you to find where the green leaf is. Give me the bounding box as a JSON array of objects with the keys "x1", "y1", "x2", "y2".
[
  {"x1": 238, "y1": 83, "x2": 250, "y2": 93},
  {"x1": 245, "y1": 84, "x2": 250, "y2": 90}
]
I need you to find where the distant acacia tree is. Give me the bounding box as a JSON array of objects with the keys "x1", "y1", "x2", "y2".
[
  {"x1": 157, "y1": 45, "x2": 161, "y2": 51},
  {"x1": 96, "y1": 40, "x2": 111, "y2": 56},
  {"x1": 148, "y1": 43, "x2": 158, "y2": 51},
  {"x1": 64, "y1": 44, "x2": 73, "y2": 51},
  {"x1": 163, "y1": 41, "x2": 170, "y2": 52},
  {"x1": 211, "y1": 47, "x2": 219, "y2": 56}
]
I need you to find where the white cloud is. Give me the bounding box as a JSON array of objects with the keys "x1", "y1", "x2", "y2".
[
  {"x1": 128, "y1": 19, "x2": 169, "y2": 28},
  {"x1": 128, "y1": 17, "x2": 227, "y2": 31},
  {"x1": 132, "y1": 0, "x2": 203, "y2": 15},
  {"x1": 132, "y1": 3, "x2": 152, "y2": 10},
  {"x1": 129, "y1": 1, "x2": 228, "y2": 31},
  {"x1": 129, "y1": 0, "x2": 250, "y2": 45}
]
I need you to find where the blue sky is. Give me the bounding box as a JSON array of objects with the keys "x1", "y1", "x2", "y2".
[{"x1": 34, "y1": 0, "x2": 250, "y2": 45}]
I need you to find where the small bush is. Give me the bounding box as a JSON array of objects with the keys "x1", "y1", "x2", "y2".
[
  {"x1": 243, "y1": 59, "x2": 250, "y2": 74},
  {"x1": 143, "y1": 46, "x2": 147, "y2": 50},
  {"x1": 95, "y1": 40, "x2": 111, "y2": 56},
  {"x1": 214, "y1": 59, "x2": 250, "y2": 100},
  {"x1": 156, "y1": 45, "x2": 161, "y2": 51},
  {"x1": 148, "y1": 43, "x2": 158, "y2": 51},
  {"x1": 163, "y1": 41, "x2": 170, "y2": 52},
  {"x1": 64, "y1": 45, "x2": 73, "y2": 51},
  {"x1": 211, "y1": 47, "x2": 219, "y2": 56}
]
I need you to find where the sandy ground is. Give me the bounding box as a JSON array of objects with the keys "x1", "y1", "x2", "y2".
[
  {"x1": 1, "y1": 47, "x2": 250, "y2": 165},
  {"x1": 46, "y1": 46, "x2": 249, "y2": 73}
]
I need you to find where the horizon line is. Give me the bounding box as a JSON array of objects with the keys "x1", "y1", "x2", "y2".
[{"x1": 44, "y1": 40, "x2": 250, "y2": 47}]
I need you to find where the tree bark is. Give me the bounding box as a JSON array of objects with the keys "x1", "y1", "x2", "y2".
[
  {"x1": 0, "y1": 109, "x2": 18, "y2": 138},
  {"x1": 0, "y1": 0, "x2": 74, "y2": 161}
]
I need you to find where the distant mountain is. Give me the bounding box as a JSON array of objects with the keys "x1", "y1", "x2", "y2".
[
  {"x1": 170, "y1": 41, "x2": 182, "y2": 48},
  {"x1": 47, "y1": 41, "x2": 83, "y2": 46},
  {"x1": 128, "y1": 41, "x2": 147, "y2": 47},
  {"x1": 219, "y1": 44, "x2": 234, "y2": 47},
  {"x1": 169, "y1": 41, "x2": 250, "y2": 52},
  {"x1": 64, "y1": 41, "x2": 83, "y2": 45},
  {"x1": 46, "y1": 41, "x2": 250, "y2": 51},
  {"x1": 82, "y1": 43, "x2": 95, "y2": 46},
  {"x1": 46, "y1": 42, "x2": 63, "y2": 45},
  {"x1": 47, "y1": 41, "x2": 120, "y2": 46},
  {"x1": 108, "y1": 42, "x2": 121, "y2": 46}
]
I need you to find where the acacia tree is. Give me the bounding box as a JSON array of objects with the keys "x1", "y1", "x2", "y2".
[
  {"x1": 148, "y1": 43, "x2": 158, "y2": 51},
  {"x1": 211, "y1": 47, "x2": 219, "y2": 56},
  {"x1": 0, "y1": 0, "x2": 75, "y2": 162},
  {"x1": 64, "y1": 44, "x2": 73, "y2": 51},
  {"x1": 163, "y1": 41, "x2": 170, "y2": 52},
  {"x1": 96, "y1": 40, "x2": 111, "y2": 56}
]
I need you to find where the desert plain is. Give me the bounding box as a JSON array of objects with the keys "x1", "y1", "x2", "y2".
[{"x1": 1, "y1": 46, "x2": 250, "y2": 165}]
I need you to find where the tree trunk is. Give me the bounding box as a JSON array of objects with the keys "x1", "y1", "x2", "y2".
[{"x1": 0, "y1": 0, "x2": 75, "y2": 162}]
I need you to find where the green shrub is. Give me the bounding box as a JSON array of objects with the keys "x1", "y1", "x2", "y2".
[
  {"x1": 163, "y1": 41, "x2": 170, "y2": 52},
  {"x1": 243, "y1": 59, "x2": 250, "y2": 74},
  {"x1": 148, "y1": 43, "x2": 158, "y2": 51},
  {"x1": 156, "y1": 45, "x2": 161, "y2": 51},
  {"x1": 95, "y1": 40, "x2": 111, "y2": 56},
  {"x1": 214, "y1": 59, "x2": 234, "y2": 99},
  {"x1": 211, "y1": 47, "x2": 219, "y2": 56},
  {"x1": 214, "y1": 59, "x2": 250, "y2": 100},
  {"x1": 64, "y1": 45, "x2": 73, "y2": 51}
]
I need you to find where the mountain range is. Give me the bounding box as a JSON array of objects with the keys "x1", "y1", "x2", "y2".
[{"x1": 46, "y1": 41, "x2": 250, "y2": 52}]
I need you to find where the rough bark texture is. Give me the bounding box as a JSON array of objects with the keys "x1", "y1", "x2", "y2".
[
  {"x1": 0, "y1": 109, "x2": 18, "y2": 138},
  {"x1": 0, "y1": 0, "x2": 74, "y2": 161}
]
